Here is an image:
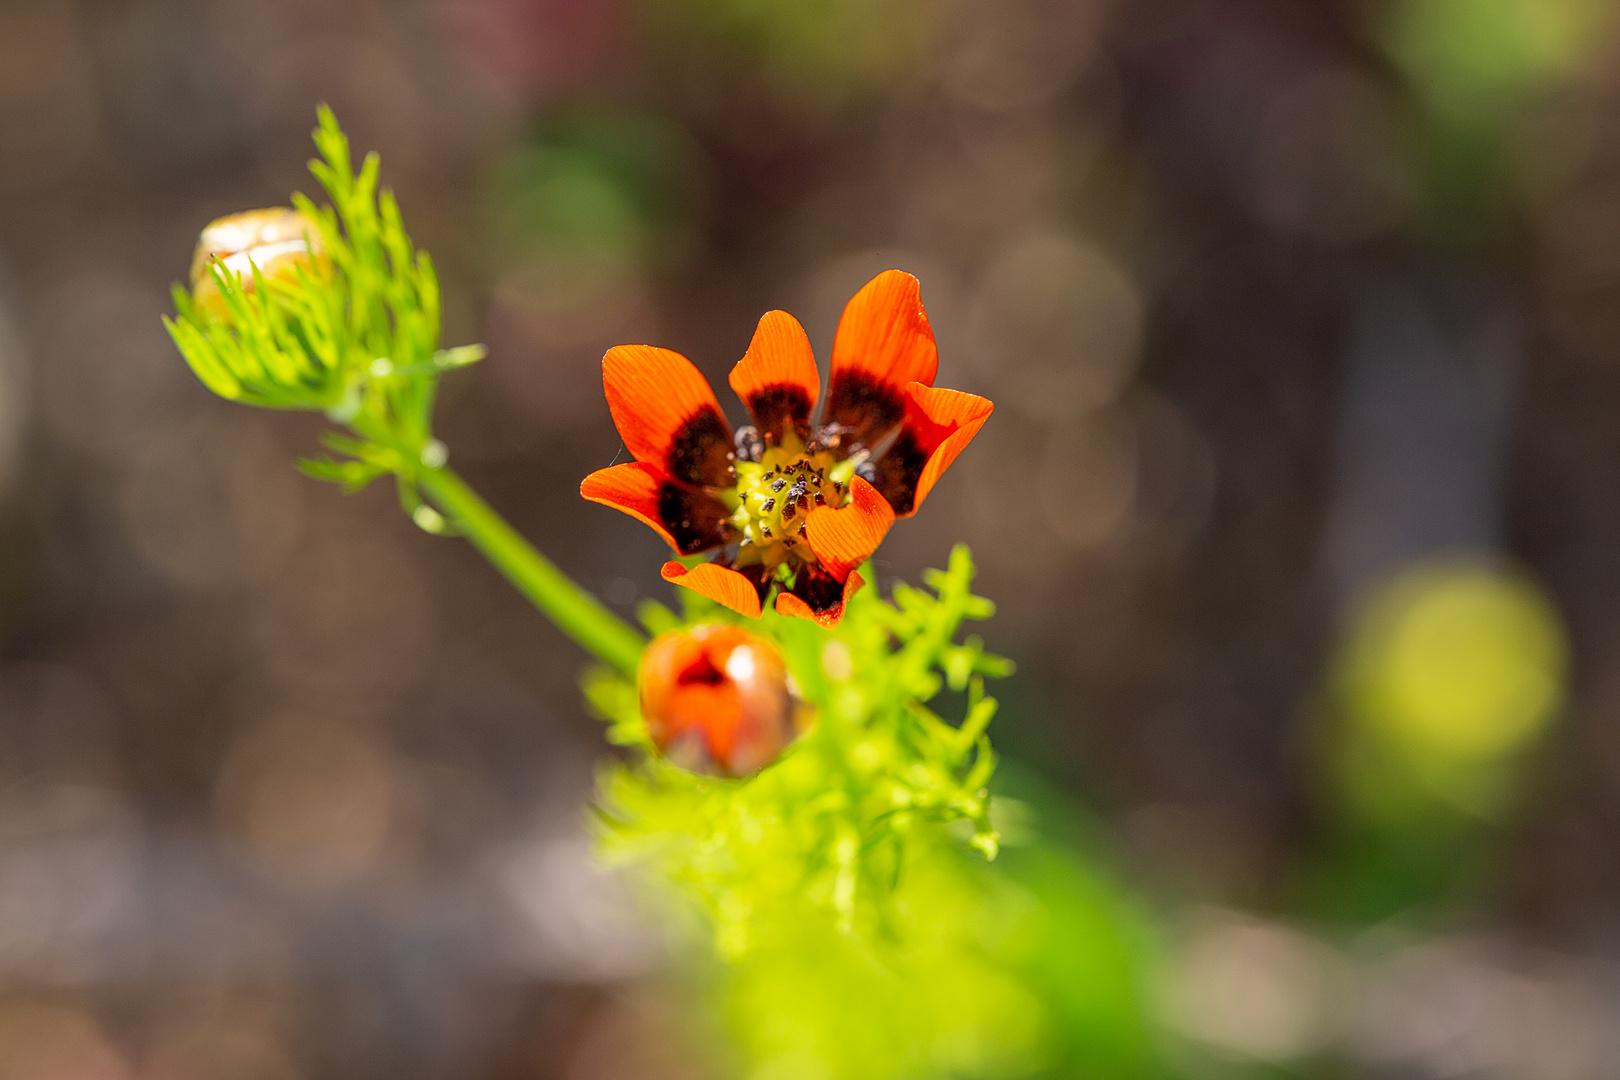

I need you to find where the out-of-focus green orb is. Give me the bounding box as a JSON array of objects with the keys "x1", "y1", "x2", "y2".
[
  {"x1": 1342, "y1": 559, "x2": 1567, "y2": 764},
  {"x1": 1380, "y1": 0, "x2": 1614, "y2": 123}
]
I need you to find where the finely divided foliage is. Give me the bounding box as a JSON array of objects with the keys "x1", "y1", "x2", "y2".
[
  {"x1": 587, "y1": 544, "x2": 1009, "y2": 957},
  {"x1": 164, "y1": 106, "x2": 479, "y2": 527}
]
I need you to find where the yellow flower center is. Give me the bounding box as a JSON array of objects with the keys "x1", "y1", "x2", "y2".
[{"x1": 728, "y1": 438, "x2": 857, "y2": 570}]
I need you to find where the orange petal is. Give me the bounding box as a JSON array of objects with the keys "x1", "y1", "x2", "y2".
[
  {"x1": 870, "y1": 385, "x2": 993, "y2": 517},
  {"x1": 823, "y1": 271, "x2": 938, "y2": 450},
  {"x1": 804, "y1": 476, "x2": 895, "y2": 581},
  {"x1": 729, "y1": 310, "x2": 821, "y2": 446},
  {"x1": 830, "y1": 271, "x2": 938, "y2": 388},
  {"x1": 582, "y1": 463, "x2": 736, "y2": 554},
  {"x1": 603, "y1": 345, "x2": 735, "y2": 488},
  {"x1": 775, "y1": 569, "x2": 863, "y2": 628},
  {"x1": 661, "y1": 561, "x2": 765, "y2": 619}
]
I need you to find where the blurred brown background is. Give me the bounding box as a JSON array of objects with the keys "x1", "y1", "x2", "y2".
[{"x1": 1, "y1": 0, "x2": 1619, "y2": 1076}]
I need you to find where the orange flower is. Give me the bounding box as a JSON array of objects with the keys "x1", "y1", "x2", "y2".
[{"x1": 581, "y1": 271, "x2": 992, "y2": 627}]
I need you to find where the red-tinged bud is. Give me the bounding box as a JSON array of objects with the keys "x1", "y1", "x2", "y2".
[
  {"x1": 190, "y1": 208, "x2": 327, "y2": 318},
  {"x1": 638, "y1": 625, "x2": 812, "y2": 777}
]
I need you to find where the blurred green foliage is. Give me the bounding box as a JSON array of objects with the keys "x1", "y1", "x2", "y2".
[
  {"x1": 640, "y1": 0, "x2": 933, "y2": 106},
  {"x1": 709, "y1": 826, "x2": 1167, "y2": 1080},
  {"x1": 586, "y1": 546, "x2": 1007, "y2": 956},
  {"x1": 1380, "y1": 0, "x2": 1611, "y2": 127},
  {"x1": 485, "y1": 110, "x2": 704, "y2": 303},
  {"x1": 991, "y1": 782, "x2": 1169, "y2": 1080},
  {"x1": 1375, "y1": 0, "x2": 1617, "y2": 247},
  {"x1": 586, "y1": 547, "x2": 1168, "y2": 1080}
]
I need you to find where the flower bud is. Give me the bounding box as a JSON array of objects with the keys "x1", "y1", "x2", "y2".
[
  {"x1": 190, "y1": 208, "x2": 326, "y2": 319},
  {"x1": 638, "y1": 625, "x2": 812, "y2": 776}
]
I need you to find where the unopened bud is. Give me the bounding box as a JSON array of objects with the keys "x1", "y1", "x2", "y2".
[
  {"x1": 638, "y1": 625, "x2": 813, "y2": 777},
  {"x1": 190, "y1": 208, "x2": 326, "y2": 319}
]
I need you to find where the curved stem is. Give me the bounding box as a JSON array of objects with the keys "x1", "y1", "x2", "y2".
[{"x1": 416, "y1": 464, "x2": 646, "y2": 677}]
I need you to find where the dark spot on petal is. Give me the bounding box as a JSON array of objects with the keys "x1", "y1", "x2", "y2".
[
  {"x1": 822, "y1": 370, "x2": 905, "y2": 451},
  {"x1": 717, "y1": 556, "x2": 774, "y2": 607},
  {"x1": 870, "y1": 428, "x2": 930, "y2": 515},
  {"x1": 656, "y1": 482, "x2": 736, "y2": 554},
  {"x1": 745, "y1": 384, "x2": 813, "y2": 446},
  {"x1": 668, "y1": 407, "x2": 736, "y2": 487},
  {"x1": 785, "y1": 564, "x2": 848, "y2": 614}
]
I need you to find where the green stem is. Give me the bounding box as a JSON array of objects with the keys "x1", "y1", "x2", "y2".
[{"x1": 416, "y1": 464, "x2": 646, "y2": 677}]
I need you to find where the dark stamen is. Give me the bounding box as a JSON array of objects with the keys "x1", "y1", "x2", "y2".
[{"x1": 733, "y1": 425, "x2": 765, "y2": 464}]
